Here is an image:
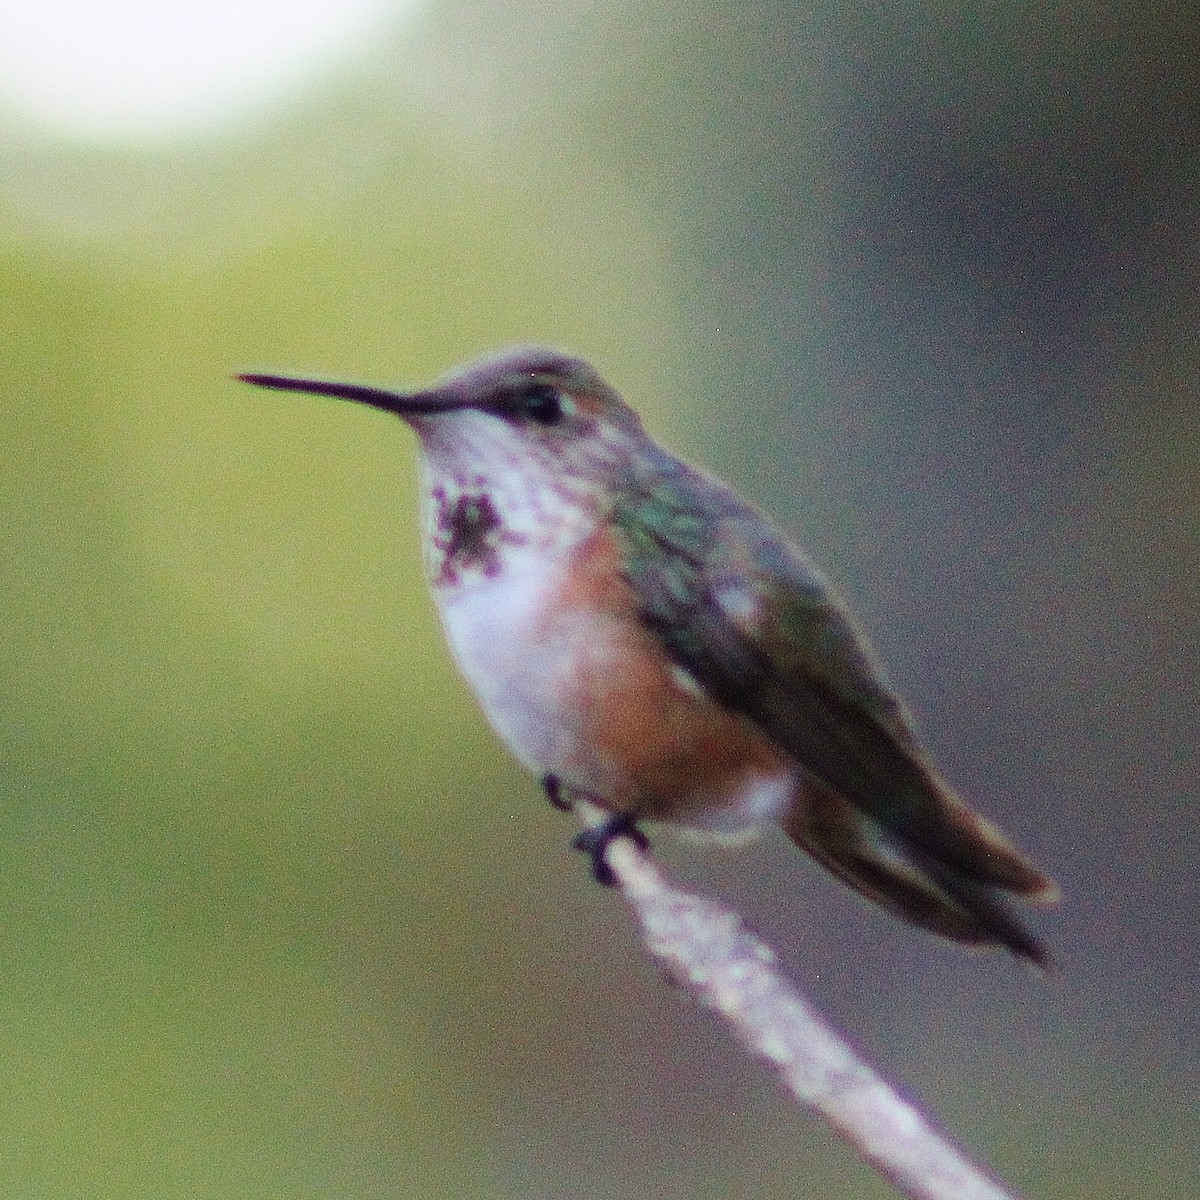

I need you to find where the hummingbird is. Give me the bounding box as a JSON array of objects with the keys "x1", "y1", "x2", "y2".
[{"x1": 239, "y1": 346, "x2": 1059, "y2": 967}]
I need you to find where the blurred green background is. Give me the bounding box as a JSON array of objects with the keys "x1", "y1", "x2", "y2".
[{"x1": 1, "y1": 2, "x2": 1196, "y2": 1197}]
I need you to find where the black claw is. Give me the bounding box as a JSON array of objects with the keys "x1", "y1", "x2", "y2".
[
  {"x1": 542, "y1": 773, "x2": 573, "y2": 811},
  {"x1": 572, "y1": 813, "x2": 649, "y2": 887}
]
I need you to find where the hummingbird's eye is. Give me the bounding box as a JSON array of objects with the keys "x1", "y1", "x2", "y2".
[{"x1": 519, "y1": 383, "x2": 568, "y2": 425}]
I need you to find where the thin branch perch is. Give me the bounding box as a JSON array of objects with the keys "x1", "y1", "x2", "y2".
[{"x1": 578, "y1": 802, "x2": 1024, "y2": 1200}]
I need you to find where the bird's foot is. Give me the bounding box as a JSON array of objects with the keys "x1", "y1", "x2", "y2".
[
  {"x1": 542, "y1": 773, "x2": 573, "y2": 812},
  {"x1": 572, "y1": 813, "x2": 650, "y2": 887}
]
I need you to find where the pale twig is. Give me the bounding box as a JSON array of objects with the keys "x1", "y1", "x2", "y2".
[{"x1": 577, "y1": 802, "x2": 1023, "y2": 1200}]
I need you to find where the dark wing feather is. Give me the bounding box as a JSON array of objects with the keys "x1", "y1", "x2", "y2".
[{"x1": 612, "y1": 453, "x2": 1056, "y2": 902}]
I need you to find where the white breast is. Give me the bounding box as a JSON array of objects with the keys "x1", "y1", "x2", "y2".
[
  {"x1": 415, "y1": 427, "x2": 610, "y2": 784},
  {"x1": 435, "y1": 550, "x2": 587, "y2": 778},
  {"x1": 433, "y1": 544, "x2": 799, "y2": 836}
]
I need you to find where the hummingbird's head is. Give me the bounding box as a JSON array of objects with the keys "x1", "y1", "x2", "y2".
[{"x1": 239, "y1": 345, "x2": 649, "y2": 500}]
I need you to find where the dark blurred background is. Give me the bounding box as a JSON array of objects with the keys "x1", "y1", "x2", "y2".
[{"x1": 0, "y1": 2, "x2": 1196, "y2": 1197}]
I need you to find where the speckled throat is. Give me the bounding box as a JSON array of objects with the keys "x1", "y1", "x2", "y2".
[{"x1": 411, "y1": 406, "x2": 628, "y2": 594}]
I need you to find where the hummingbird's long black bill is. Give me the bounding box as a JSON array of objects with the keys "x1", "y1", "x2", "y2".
[{"x1": 236, "y1": 373, "x2": 461, "y2": 416}]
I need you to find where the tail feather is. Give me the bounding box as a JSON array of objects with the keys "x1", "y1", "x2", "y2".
[
  {"x1": 898, "y1": 765, "x2": 1060, "y2": 904},
  {"x1": 784, "y1": 777, "x2": 1057, "y2": 968}
]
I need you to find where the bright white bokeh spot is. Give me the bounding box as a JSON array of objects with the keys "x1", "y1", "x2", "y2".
[{"x1": 0, "y1": 0, "x2": 421, "y2": 140}]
